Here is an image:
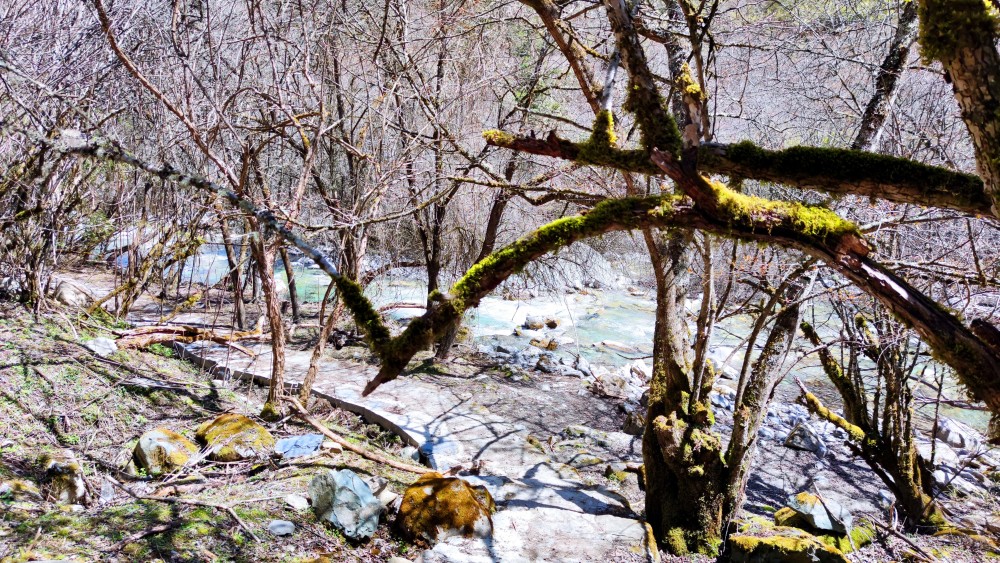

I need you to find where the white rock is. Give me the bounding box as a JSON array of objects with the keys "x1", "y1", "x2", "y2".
[
  {"x1": 268, "y1": 519, "x2": 295, "y2": 536},
  {"x1": 83, "y1": 337, "x2": 118, "y2": 357},
  {"x1": 284, "y1": 494, "x2": 309, "y2": 511}
]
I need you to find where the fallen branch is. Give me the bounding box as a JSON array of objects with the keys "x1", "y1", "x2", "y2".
[
  {"x1": 284, "y1": 397, "x2": 431, "y2": 475},
  {"x1": 869, "y1": 518, "x2": 937, "y2": 562},
  {"x1": 105, "y1": 522, "x2": 178, "y2": 552},
  {"x1": 116, "y1": 317, "x2": 264, "y2": 356}
]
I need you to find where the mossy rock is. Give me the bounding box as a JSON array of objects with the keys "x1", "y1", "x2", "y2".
[
  {"x1": 729, "y1": 531, "x2": 849, "y2": 563},
  {"x1": 133, "y1": 428, "x2": 199, "y2": 475},
  {"x1": 774, "y1": 507, "x2": 875, "y2": 554},
  {"x1": 0, "y1": 479, "x2": 42, "y2": 501},
  {"x1": 38, "y1": 450, "x2": 89, "y2": 505},
  {"x1": 195, "y1": 413, "x2": 275, "y2": 462},
  {"x1": 397, "y1": 472, "x2": 494, "y2": 543}
]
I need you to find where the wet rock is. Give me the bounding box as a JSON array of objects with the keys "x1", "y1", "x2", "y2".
[
  {"x1": 83, "y1": 337, "x2": 118, "y2": 357},
  {"x1": 397, "y1": 472, "x2": 494, "y2": 543},
  {"x1": 133, "y1": 428, "x2": 199, "y2": 475},
  {"x1": 785, "y1": 492, "x2": 853, "y2": 534},
  {"x1": 523, "y1": 315, "x2": 546, "y2": 330},
  {"x1": 40, "y1": 450, "x2": 89, "y2": 505},
  {"x1": 268, "y1": 519, "x2": 295, "y2": 536},
  {"x1": 310, "y1": 469, "x2": 382, "y2": 540},
  {"x1": 195, "y1": 413, "x2": 275, "y2": 462},
  {"x1": 275, "y1": 433, "x2": 324, "y2": 459},
  {"x1": 785, "y1": 423, "x2": 826, "y2": 455}
]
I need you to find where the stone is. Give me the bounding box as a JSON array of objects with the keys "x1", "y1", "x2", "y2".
[
  {"x1": 573, "y1": 355, "x2": 593, "y2": 377},
  {"x1": 133, "y1": 428, "x2": 199, "y2": 475},
  {"x1": 535, "y1": 354, "x2": 557, "y2": 373},
  {"x1": 275, "y1": 433, "x2": 324, "y2": 459},
  {"x1": 0, "y1": 479, "x2": 42, "y2": 501},
  {"x1": 397, "y1": 472, "x2": 494, "y2": 543},
  {"x1": 321, "y1": 440, "x2": 344, "y2": 453},
  {"x1": 629, "y1": 360, "x2": 650, "y2": 382},
  {"x1": 935, "y1": 418, "x2": 981, "y2": 450},
  {"x1": 310, "y1": 469, "x2": 382, "y2": 540},
  {"x1": 785, "y1": 492, "x2": 853, "y2": 534},
  {"x1": 774, "y1": 507, "x2": 875, "y2": 554},
  {"x1": 590, "y1": 373, "x2": 628, "y2": 399},
  {"x1": 523, "y1": 315, "x2": 546, "y2": 330},
  {"x1": 402, "y1": 445, "x2": 420, "y2": 462},
  {"x1": 529, "y1": 337, "x2": 557, "y2": 351},
  {"x1": 600, "y1": 340, "x2": 637, "y2": 353},
  {"x1": 285, "y1": 493, "x2": 310, "y2": 511},
  {"x1": 51, "y1": 280, "x2": 94, "y2": 308},
  {"x1": 622, "y1": 411, "x2": 645, "y2": 436},
  {"x1": 39, "y1": 450, "x2": 89, "y2": 505},
  {"x1": 83, "y1": 337, "x2": 118, "y2": 357},
  {"x1": 195, "y1": 413, "x2": 275, "y2": 462},
  {"x1": 784, "y1": 423, "x2": 826, "y2": 455},
  {"x1": 268, "y1": 519, "x2": 295, "y2": 536},
  {"x1": 729, "y1": 531, "x2": 849, "y2": 563}
]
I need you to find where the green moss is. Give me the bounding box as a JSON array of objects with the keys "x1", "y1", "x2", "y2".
[
  {"x1": 482, "y1": 129, "x2": 516, "y2": 146},
  {"x1": 335, "y1": 276, "x2": 390, "y2": 346},
  {"x1": 729, "y1": 533, "x2": 849, "y2": 563},
  {"x1": 259, "y1": 401, "x2": 281, "y2": 422},
  {"x1": 918, "y1": 0, "x2": 1000, "y2": 62},
  {"x1": 398, "y1": 472, "x2": 494, "y2": 542},
  {"x1": 705, "y1": 140, "x2": 989, "y2": 210},
  {"x1": 195, "y1": 413, "x2": 275, "y2": 462},
  {"x1": 666, "y1": 527, "x2": 689, "y2": 555},
  {"x1": 708, "y1": 179, "x2": 859, "y2": 244}
]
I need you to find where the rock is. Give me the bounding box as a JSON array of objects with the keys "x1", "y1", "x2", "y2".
[
  {"x1": 40, "y1": 450, "x2": 89, "y2": 505},
  {"x1": 402, "y1": 445, "x2": 420, "y2": 462},
  {"x1": 495, "y1": 344, "x2": 516, "y2": 355},
  {"x1": 784, "y1": 423, "x2": 826, "y2": 455},
  {"x1": 535, "y1": 354, "x2": 557, "y2": 373},
  {"x1": 133, "y1": 428, "x2": 199, "y2": 475},
  {"x1": 554, "y1": 365, "x2": 584, "y2": 378},
  {"x1": 785, "y1": 492, "x2": 853, "y2": 534},
  {"x1": 321, "y1": 440, "x2": 344, "y2": 453},
  {"x1": 0, "y1": 479, "x2": 42, "y2": 501},
  {"x1": 590, "y1": 373, "x2": 628, "y2": 399},
  {"x1": 935, "y1": 418, "x2": 981, "y2": 450},
  {"x1": 729, "y1": 531, "x2": 849, "y2": 563},
  {"x1": 195, "y1": 413, "x2": 275, "y2": 462},
  {"x1": 529, "y1": 337, "x2": 558, "y2": 351},
  {"x1": 774, "y1": 507, "x2": 875, "y2": 554},
  {"x1": 622, "y1": 411, "x2": 645, "y2": 436},
  {"x1": 51, "y1": 280, "x2": 94, "y2": 308},
  {"x1": 397, "y1": 472, "x2": 494, "y2": 543},
  {"x1": 523, "y1": 316, "x2": 546, "y2": 330},
  {"x1": 388, "y1": 558, "x2": 412, "y2": 563},
  {"x1": 275, "y1": 433, "x2": 325, "y2": 459},
  {"x1": 600, "y1": 340, "x2": 637, "y2": 353},
  {"x1": 629, "y1": 360, "x2": 651, "y2": 382},
  {"x1": 268, "y1": 519, "x2": 295, "y2": 536},
  {"x1": 573, "y1": 355, "x2": 593, "y2": 377},
  {"x1": 285, "y1": 493, "x2": 310, "y2": 511},
  {"x1": 83, "y1": 337, "x2": 118, "y2": 357},
  {"x1": 544, "y1": 317, "x2": 559, "y2": 329},
  {"x1": 310, "y1": 469, "x2": 382, "y2": 540}
]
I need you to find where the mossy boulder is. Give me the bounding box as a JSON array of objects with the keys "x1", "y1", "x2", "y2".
[
  {"x1": 397, "y1": 472, "x2": 495, "y2": 543},
  {"x1": 729, "y1": 531, "x2": 849, "y2": 563},
  {"x1": 195, "y1": 413, "x2": 274, "y2": 462},
  {"x1": 39, "y1": 450, "x2": 89, "y2": 505},
  {"x1": 774, "y1": 507, "x2": 875, "y2": 554},
  {"x1": 133, "y1": 428, "x2": 199, "y2": 475}
]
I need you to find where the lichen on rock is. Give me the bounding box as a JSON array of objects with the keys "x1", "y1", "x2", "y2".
[{"x1": 194, "y1": 413, "x2": 275, "y2": 462}]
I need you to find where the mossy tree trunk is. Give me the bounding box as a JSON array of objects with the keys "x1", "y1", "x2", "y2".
[{"x1": 251, "y1": 237, "x2": 285, "y2": 421}]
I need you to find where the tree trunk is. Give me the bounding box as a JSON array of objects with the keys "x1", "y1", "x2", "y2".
[
  {"x1": 280, "y1": 246, "x2": 300, "y2": 322},
  {"x1": 252, "y1": 239, "x2": 285, "y2": 421}
]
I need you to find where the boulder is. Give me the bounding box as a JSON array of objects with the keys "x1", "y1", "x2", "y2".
[
  {"x1": 133, "y1": 428, "x2": 199, "y2": 475},
  {"x1": 729, "y1": 532, "x2": 849, "y2": 563},
  {"x1": 774, "y1": 508, "x2": 875, "y2": 554},
  {"x1": 39, "y1": 450, "x2": 89, "y2": 505},
  {"x1": 784, "y1": 492, "x2": 852, "y2": 534},
  {"x1": 622, "y1": 410, "x2": 645, "y2": 436},
  {"x1": 310, "y1": 469, "x2": 382, "y2": 540},
  {"x1": 573, "y1": 355, "x2": 593, "y2": 377},
  {"x1": 83, "y1": 337, "x2": 118, "y2": 357},
  {"x1": 275, "y1": 433, "x2": 325, "y2": 459},
  {"x1": 51, "y1": 280, "x2": 94, "y2": 308},
  {"x1": 590, "y1": 373, "x2": 628, "y2": 399},
  {"x1": 529, "y1": 337, "x2": 558, "y2": 351},
  {"x1": 935, "y1": 418, "x2": 981, "y2": 450},
  {"x1": 535, "y1": 354, "x2": 557, "y2": 374},
  {"x1": 397, "y1": 472, "x2": 494, "y2": 543},
  {"x1": 195, "y1": 413, "x2": 275, "y2": 462},
  {"x1": 784, "y1": 423, "x2": 826, "y2": 455}
]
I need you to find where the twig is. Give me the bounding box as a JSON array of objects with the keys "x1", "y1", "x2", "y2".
[
  {"x1": 284, "y1": 397, "x2": 431, "y2": 474},
  {"x1": 105, "y1": 522, "x2": 179, "y2": 552}
]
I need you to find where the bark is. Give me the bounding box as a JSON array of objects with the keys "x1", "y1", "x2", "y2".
[
  {"x1": 279, "y1": 246, "x2": 300, "y2": 322},
  {"x1": 852, "y1": 2, "x2": 919, "y2": 150},
  {"x1": 917, "y1": 0, "x2": 1000, "y2": 214},
  {"x1": 251, "y1": 239, "x2": 285, "y2": 421}
]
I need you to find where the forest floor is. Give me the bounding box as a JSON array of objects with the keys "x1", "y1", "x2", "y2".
[{"x1": 2, "y1": 269, "x2": 999, "y2": 562}]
